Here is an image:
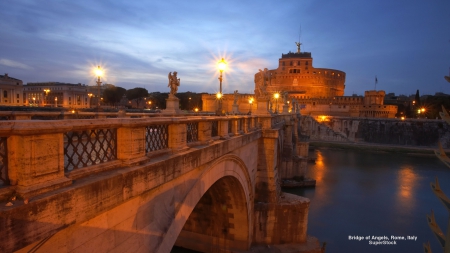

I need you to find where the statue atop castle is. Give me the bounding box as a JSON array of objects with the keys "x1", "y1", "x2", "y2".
[{"x1": 295, "y1": 41, "x2": 302, "y2": 53}]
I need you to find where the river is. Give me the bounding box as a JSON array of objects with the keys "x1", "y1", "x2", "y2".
[{"x1": 284, "y1": 147, "x2": 450, "y2": 253}]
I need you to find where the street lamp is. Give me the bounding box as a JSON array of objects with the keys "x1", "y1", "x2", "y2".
[
  {"x1": 188, "y1": 97, "x2": 191, "y2": 111},
  {"x1": 217, "y1": 58, "x2": 227, "y2": 115},
  {"x1": 32, "y1": 97, "x2": 36, "y2": 107},
  {"x1": 55, "y1": 97, "x2": 58, "y2": 107},
  {"x1": 249, "y1": 97, "x2": 254, "y2": 114},
  {"x1": 274, "y1": 92, "x2": 280, "y2": 113},
  {"x1": 95, "y1": 66, "x2": 103, "y2": 110}
]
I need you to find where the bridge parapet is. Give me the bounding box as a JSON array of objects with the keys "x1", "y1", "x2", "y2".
[{"x1": 0, "y1": 115, "x2": 259, "y2": 201}]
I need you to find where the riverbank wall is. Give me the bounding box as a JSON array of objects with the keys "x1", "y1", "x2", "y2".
[{"x1": 300, "y1": 116, "x2": 450, "y2": 149}]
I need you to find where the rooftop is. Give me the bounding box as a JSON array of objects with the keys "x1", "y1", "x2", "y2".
[
  {"x1": 0, "y1": 73, "x2": 22, "y2": 81},
  {"x1": 281, "y1": 52, "x2": 312, "y2": 59},
  {"x1": 26, "y1": 82, "x2": 86, "y2": 86}
]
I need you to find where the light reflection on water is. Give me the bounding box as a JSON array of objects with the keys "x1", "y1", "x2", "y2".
[
  {"x1": 284, "y1": 148, "x2": 450, "y2": 253},
  {"x1": 397, "y1": 166, "x2": 417, "y2": 210}
]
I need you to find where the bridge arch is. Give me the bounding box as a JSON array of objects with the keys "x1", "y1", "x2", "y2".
[{"x1": 157, "y1": 154, "x2": 254, "y2": 253}]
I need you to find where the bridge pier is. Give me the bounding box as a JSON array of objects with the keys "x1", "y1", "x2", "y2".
[{"x1": 252, "y1": 116, "x2": 314, "y2": 248}]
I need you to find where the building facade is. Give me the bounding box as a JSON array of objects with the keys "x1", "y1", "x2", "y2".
[
  {"x1": 0, "y1": 73, "x2": 24, "y2": 106},
  {"x1": 24, "y1": 82, "x2": 91, "y2": 108},
  {"x1": 297, "y1": 90, "x2": 397, "y2": 118}
]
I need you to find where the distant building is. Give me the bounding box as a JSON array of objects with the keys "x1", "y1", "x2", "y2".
[
  {"x1": 202, "y1": 44, "x2": 397, "y2": 118},
  {"x1": 0, "y1": 73, "x2": 24, "y2": 106},
  {"x1": 24, "y1": 82, "x2": 91, "y2": 108}
]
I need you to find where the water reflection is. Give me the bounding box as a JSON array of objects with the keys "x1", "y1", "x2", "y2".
[
  {"x1": 314, "y1": 150, "x2": 325, "y2": 183},
  {"x1": 284, "y1": 147, "x2": 450, "y2": 253},
  {"x1": 396, "y1": 166, "x2": 418, "y2": 213}
]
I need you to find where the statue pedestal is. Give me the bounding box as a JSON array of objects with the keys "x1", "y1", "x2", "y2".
[
  {"x1": 232, "y1": 104, "x2": 240, "y2": 114},
  {"x1": 283, "y1": 104, "x2": 289, "y2": 113},
  {"x1": 255, "y1": 98, "x2": 271, "y2": 115},
  {"x1": 163, "y1": 94, "x2": 182, "y2": 115}
]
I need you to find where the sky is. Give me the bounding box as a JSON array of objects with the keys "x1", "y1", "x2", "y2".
[{"x1": 1, "y1": 0, "x2": 449, "y2": 96}]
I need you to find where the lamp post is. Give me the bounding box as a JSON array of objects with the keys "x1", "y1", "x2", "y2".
[
  {"x1": 32, "y1": 97, "x2": 36, "y2": 107},
  {"x1": 55, "y1": 97, "x2": 57, "y2": 107},
  {"x1": 217, "y1": 58, "x2": 227, "y2": 115},
  {"x1": 249, "y1": 97, "x2": 254, "y2": 114},
  {"x1": 274, "y1": 92, "x2": 280, "y2": 113},
  {"x1": 95, "y1": 66, "x2": 103, "y2": 110}
]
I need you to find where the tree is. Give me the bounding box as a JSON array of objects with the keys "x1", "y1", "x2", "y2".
[
  {"x1": 415, "y1": 89, "x2": 421, "y2": 107},
  {"x1": 126, "y1": 87, "x2": 149, "y2": 108},
  {"x1": 103, "y1": 86, "x2": 126, "y2": 106},
  {"x1": 148, "y1": 92, "x2": 168, "y2": 109}
]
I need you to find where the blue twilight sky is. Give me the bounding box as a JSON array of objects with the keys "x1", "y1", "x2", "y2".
[{"x1": 1, "y1": 0, "x2": 449, "y2": 96}]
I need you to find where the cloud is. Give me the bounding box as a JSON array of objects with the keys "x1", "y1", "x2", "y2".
[{"x1": 0, "y1": 58, "x2": 32, "y2": 70}]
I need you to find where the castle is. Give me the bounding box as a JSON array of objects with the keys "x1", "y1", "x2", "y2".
[{"x1": 202, "y1": 43, "x2": 397, "y2": 118}]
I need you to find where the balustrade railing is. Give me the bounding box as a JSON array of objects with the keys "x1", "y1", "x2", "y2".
[
  {"x1": 187, "y1": 122, "x2": 199, "y2": 143},
  {"x1": 0, "y1": 114, "x2": 268, "y2": 197},
  {"x1": 145, "y1": 124, "x2": 169, "y2": 153},
  {"x1": 64, "y1": 128, "x2": 117, "y2": 171},
  {"x1": 76, "y1": 115, "x2": 97, "y2": 119},
  {"x1": 31, "y1": 115, "x2": 64, "y2": 120},
  {"x1": 0, "y1": 137, "x2": 8, "y2": 187}
]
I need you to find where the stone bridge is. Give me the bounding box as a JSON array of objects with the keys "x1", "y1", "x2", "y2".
[{"x1": 0, "y1": 113, "x2": 319, "y2": 252}]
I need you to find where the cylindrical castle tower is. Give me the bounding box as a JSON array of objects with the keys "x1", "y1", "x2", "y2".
[{"x1": 254, "y1": 50, "x2": 346, "y2": 99}]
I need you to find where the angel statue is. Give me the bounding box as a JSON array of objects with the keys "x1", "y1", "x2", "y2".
[
  {"x1": 233, "y1": 90, "x2": 239, "y2": 105},
  {"x1": 282, "y1": 91, "x2": 288, "y2": 104},
  {"x1": 168, "y1": 71, "x2": 180, "y2": 95},
  {"x1": 255, "y1": 69, "x2": 269, "y2": 99}
]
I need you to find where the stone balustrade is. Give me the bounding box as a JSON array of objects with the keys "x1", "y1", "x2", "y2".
[{"x1": 0, "y1": 115, "x2": 263, "y2": 201}]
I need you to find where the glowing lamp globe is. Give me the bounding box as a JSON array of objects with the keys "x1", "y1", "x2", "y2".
[
  {"x1": 95, "y1": 66, "x2": 103, "y2": 77},
  {"x1": 218, "y1": 58, "x2": 227, "y2": 72}
]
